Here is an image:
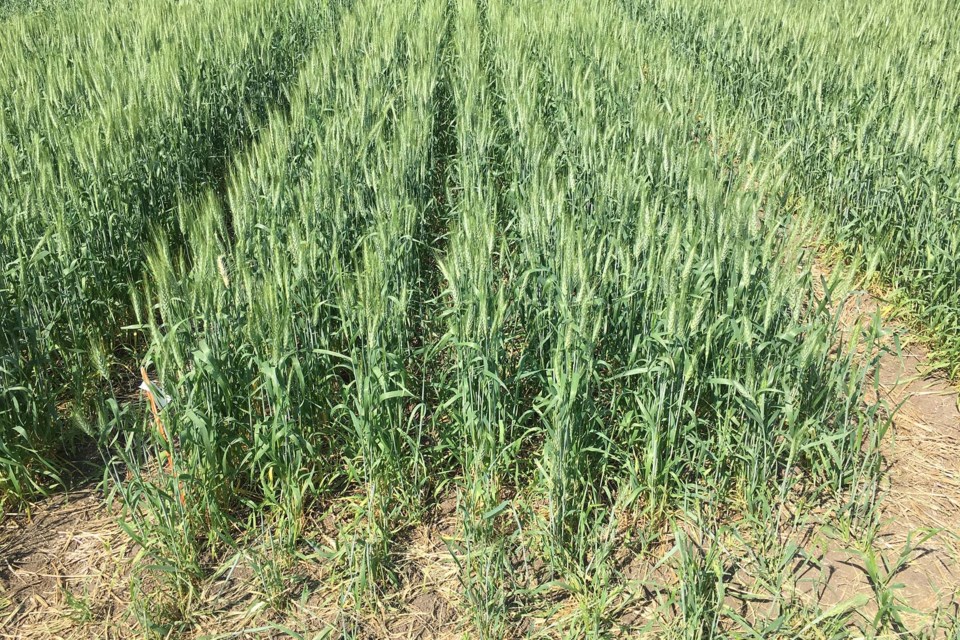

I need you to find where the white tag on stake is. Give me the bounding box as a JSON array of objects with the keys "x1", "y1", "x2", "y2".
[{"x1": 139, "y1": 379, "x2": 172, "y2": 411}]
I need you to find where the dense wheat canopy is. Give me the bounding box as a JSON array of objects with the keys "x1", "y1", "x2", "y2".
[{"x1": 1, "y1": 0, "x2": 957, "y2": 635}]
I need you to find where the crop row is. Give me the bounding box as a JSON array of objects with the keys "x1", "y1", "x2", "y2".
[
  {"x1": 0, "y1": 0, "x2": 339, "y2": 504},
  {"x1": 120, "y1": 0, "x2": 882, "y2": 629},
  {"x1": 0, "y1": 0, "x2": 65, "y2": 20},
  {"x1": 627, "y1": 0, "x2": 960, "y2": 376}
]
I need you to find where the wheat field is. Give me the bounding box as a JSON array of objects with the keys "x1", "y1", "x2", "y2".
[{"x1": 1, "y1": 0, "x2": 958, "y2": 636}]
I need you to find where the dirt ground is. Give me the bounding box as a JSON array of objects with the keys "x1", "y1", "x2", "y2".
[
  {"x1": 796, "y1": 267, "x2": 960, "y2": 630},
  {"x1": 0, "y1": 488, "x2": 132, "y2": 638}
]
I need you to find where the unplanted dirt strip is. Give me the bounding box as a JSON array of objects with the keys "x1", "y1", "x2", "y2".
[{"x1": 799, "y1": 264, "x2": 960, "y2": 629}]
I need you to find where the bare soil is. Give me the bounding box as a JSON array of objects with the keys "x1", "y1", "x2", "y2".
[
  {"x1": 0, "y1": 487, "x2": 133, "y2": 639},
  {"x1": 798, "y1": 265, "x2": 960, "y2": 630}
]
